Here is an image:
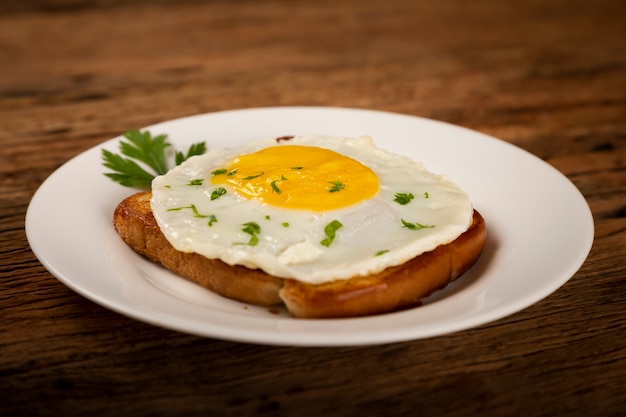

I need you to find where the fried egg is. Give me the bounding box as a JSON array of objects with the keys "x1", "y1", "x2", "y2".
[{"x1": 150, "y1": 135, "x2": 473, "y2": 284}]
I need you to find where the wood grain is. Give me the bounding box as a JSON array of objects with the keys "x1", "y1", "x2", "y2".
[{"x1": 1, "y1": 0, "x2": 625, "y2": 415}]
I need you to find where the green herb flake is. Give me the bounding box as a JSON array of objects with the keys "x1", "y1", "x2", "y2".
[
  {"x1": 291, "y1": 166, "x2": 303, "y2": 170},
  {"x1": 271, "y1": 175, "x2": 288, "y2": 194},
  {"x1": 270, "y1": 181, "x2": 282, "y2": 194},
  {"x1": 166, "y1": 204, "x2": 208, "y2": 219},
  {"x1": 243, "y1": 172, "x2": 264, "y2": 180},
  {"x1": 187, "y1": 179, "x2": 204, "y2": 186},
  {"x1": 320, "y1": 220, "x2": 343, "y2": 247},
  {"x1": 207, "y1": 214, "x2": 217, "y2": 227},
  {"x1": 211, "y1": 187, "x2": 227, "y2": 200},
  {"x1": 282, "y1": 222, "x2": 290, "y2": 227},
  {"x1": 424, "y1": 191, "x2": 429, "y2": 199},
  {"x1": 328, "y1": 181, "x2": 345, "y2": 193},
  {"x1": 375, "y1": 249, "x2": 390, "y2": 257},
  {"x1": 394, "y1": 192, "x2": 414, "y2": 205},
  {"x1": 265, "y1": 215, "x2": 271, "y2": 220},
  {"x1": 239, "y1": 222, "x2": 261, "y2": 246},
  {"x1": 211, "y1": 168, "x2": 227, "y2": 176},
  {"x1": 401, "y1": 219, "x2": 435, "y2": 230}
]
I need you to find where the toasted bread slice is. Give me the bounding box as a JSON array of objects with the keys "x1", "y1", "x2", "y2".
[{"x1": 113, "y1": 191, "x2": 486, "y2": 318}]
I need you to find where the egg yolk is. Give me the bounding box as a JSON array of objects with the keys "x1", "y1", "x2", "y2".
[{"x1": 211, "y1": 145, "x2": 379, "y2": 211}]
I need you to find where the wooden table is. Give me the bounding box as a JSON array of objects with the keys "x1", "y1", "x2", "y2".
[{"x1": 2, "y1": 0, "x2": 625, "y2": 415}]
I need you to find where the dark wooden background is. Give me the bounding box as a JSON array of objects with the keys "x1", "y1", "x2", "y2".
[{"x1": 1, "y1": 0, "x2": 625, "y2": 415}]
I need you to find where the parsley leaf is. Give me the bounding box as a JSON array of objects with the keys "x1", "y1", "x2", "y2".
[
  {"x1": 101, "y1": 150, "x2": 157, "y2": 187},
  {"x1": 394, "y1": 192, "x2": 414, "y2": 205},
  {"x1": 211, "y1": 168, "x2": 228, "y2": 176},
  {"x1": 102, "y1": 129, "x2": 206, "y2": 188},
  {"x1": 168, "y1": 205, "x2": 216, "y2": 226},
  {"x1": 241, "y1": 222, "x2": 261, "y2": 246},
  {"x1": 166, "y1": 204, "x2": 208, "y2": 218},
  {"x1": 176, "y1": 142, "x2": 206, "y2": 165},
  {"x1": 271, "y1": 175, "x2": 288, "y2": 194},
  {"x1": 320, "y1": 220, "x2": 343, "y2": 247},
  {"x1": 211, "y1": 187, "x2": 227, "y2": 200},
  {"x1": 328, "y1": 181, "x2": 345, "y2": 193},
  {"x1": 401, "y1": 219, "x2": 435, "y2": 230},
  {"x1": 243, "y1": 172, "x2": 264, "y2": 180}
]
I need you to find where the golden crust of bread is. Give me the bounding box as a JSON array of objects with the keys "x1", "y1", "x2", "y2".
[
  {"x1": 113, "y1": 191, "x2": 487, "y2": 318},
  {"x1": 113, "y1": 191, "x2": 284, "y2": 306}
]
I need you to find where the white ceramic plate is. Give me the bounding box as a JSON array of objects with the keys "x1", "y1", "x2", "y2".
[{"x1": 26, "y1": 107, "x2": 594, "y2": 347}]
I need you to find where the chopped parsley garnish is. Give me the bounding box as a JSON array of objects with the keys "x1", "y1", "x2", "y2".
[
  {"x1": 320, "y1": 220, "x2": 343, "y2": 247},
  {"x1": 211, "y1": 187, "x2": 227, "y2": 200},
  {"x1": 291, "y1": 166, "x2": 303, "y2": 170},
  {"x1": 270, "y1": 181, "x2": 281, "y2": 194},
  {"x1": 271, "y1": 175, "x2": 288, "y2": 194},
  {"x1": 240, "y1": 222, "x2": 261, "y2": 246},
  {"x1": 375, "y1": 249, "x2": 390, "y2": 256},
  {"x1": 243, "y1": 172, "x2": 264, "y2": 180},
  {"x1": 394, "y1": 192, "x2": 414, "y2": 205},
  {"x1": 328, "y1": 181, "x2": 345, "y2": 193},
  {"x1": 282, "y1": 222, "x2": 290, "y2": 227},
  {"x1": 212, "y1": 168, "x2": 239, "y2": 177},
  {"x1": 166, "y1": 204, "x2": 209, "y2": 218},
  {"x1": 187, "y1": 179, "x2": 204, "y2": 186},
  {"x1": 102, "y1": 129, "x2": 206, "y2": 188},
  {"x1": 401, "y1": 219, "x2": 435, "y2": 230},
  {"x1": 424, "y1": 191, "x2": 429, "y2": 198},
  {"x1": 207, "y1": 214, "x2": 218, "y2": 227},
  {"x1": 166, "y1": 204, "x2": 216, "y2": 226}
]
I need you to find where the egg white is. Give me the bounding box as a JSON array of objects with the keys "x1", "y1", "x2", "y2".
[{"x1": 150, "y1": 135, "x2": 473, "y2": 284}]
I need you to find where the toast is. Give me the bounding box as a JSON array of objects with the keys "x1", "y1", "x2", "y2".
[{"x1": 113, "y1": 191, "x2": 487, "y2": 318}]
